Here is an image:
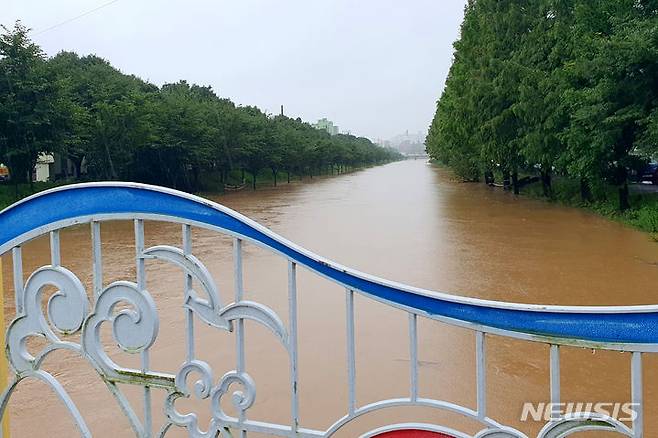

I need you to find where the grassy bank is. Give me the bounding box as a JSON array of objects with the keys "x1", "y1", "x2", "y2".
[
  {"x1": 520, "y1": 177, "x2": 658, "y2": 236},
  {"x1": 0, "y1": 182, "x2": 61, "y2": 211},
  {"x1": 432, "y1": 159, "x2": 658, "y2": 236}
]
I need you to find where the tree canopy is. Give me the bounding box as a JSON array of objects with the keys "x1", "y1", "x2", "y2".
[
  {"x1": 0, "y1": 22, "x2": 400, "y2": 193},
  {"x1": 426, "y1": 0, "x2": 658, "y2": 210}
]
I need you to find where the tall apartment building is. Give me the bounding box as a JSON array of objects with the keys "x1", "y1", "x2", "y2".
[{"x1": 313, "y1": 118, "x2": 339, "y2": 136}]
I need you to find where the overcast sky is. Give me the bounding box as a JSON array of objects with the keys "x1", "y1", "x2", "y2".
[{"x1": 3, "y1": 0, "x2": 466, "y2": 141}]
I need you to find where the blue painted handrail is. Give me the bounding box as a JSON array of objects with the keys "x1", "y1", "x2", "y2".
[{"x1": 1, "y1": 182, "x2": 656, "y2": 347}]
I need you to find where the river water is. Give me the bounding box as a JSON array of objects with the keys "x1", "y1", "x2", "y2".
[{"x1": 2, "y1": 159, "x2": 658, "y2": 437}]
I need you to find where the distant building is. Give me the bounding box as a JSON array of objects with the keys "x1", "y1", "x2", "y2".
[
  {"x1": 2, "y1": 152, "x2": 88, "y2": 183},
  {"x1": 313, "y1": 118, "x2": 339, "y2": 136},
  {"x1": 33, "y1": 153, "x2": 54, "y2": 182},
  {"x1": 31, "y1": 153, "x2": 88, "y2": 182},
  {"x1": 386, "y1": 130, "x2": 426, "y2": 156},
  {"x1": 375, "y1": 139, "x2": 393, "y2": 148}
]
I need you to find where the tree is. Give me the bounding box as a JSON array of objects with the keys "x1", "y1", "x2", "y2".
[
  {"x1": 0, "y1": 24, "x2": 400, "y2": 196},
  {"x1": 428, "y1": 0, "x2": 658, "y2": 210},
  {"x1": 0, "y1": 22, "x2": 64, "y2": 189},
  {"x1": 233, "y1": 106, "x2": 269, "y2": 190}
]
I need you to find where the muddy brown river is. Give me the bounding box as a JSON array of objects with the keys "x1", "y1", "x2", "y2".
[{"x1": 2, "y1": 160, "x2": 658, "y2": 437}]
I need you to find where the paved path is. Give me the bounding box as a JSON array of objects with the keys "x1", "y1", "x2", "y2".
[{"x1": 630, "y1": 182, "x2": 658, "y2": 194}]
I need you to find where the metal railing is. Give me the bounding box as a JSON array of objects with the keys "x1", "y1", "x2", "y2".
[{"x1": 0, "y1": 182, "x2": 653, "y2": 438}]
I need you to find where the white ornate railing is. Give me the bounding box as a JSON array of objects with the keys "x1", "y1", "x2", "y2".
[{"x1": 0, "y1": 182, "x2": 654, "y2": 437}]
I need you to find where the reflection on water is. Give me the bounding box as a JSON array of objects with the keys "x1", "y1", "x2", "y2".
[{"x1": 2, "y1": 160, "x2": 658, "y2": 436}]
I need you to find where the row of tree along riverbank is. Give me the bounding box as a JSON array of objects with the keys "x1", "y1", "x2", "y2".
[
  {"x1": 0, "y1": 22, "x2": 401, "y2": 199},
  {"x1": 426, "y1": 0, "x2": 658, "y2": 213}
]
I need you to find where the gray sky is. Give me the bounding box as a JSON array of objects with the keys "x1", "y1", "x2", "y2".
[{"x1": 3, "y1": 0, "x2": 466, "y2": 141}]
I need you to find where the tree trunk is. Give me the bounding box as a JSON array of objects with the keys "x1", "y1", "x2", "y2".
[
  {"x1": 287, "y1": 171, "x2": 291, "y2": 184},
  {"x1": 503, "y1": 171, "x2": 511, "y2": 190},
  {"x1": 74, "y1": 158, "x2": 83, "y2": 180},
  {"x1": 580, "y1": 178, "x2": 593, "y2": 203},
  {"x1": 619, "y1": 182, "x2": 630, "y2": 211},
  {"x1": 28, "y1": 156, "x2": 36, "y2": 192},
  {"x1": 251, "y1": 171, "x2": 257, "y2": 190},
  {"x1": 612, "y1": 165, "x2": 630, "y2": 211},
  {"x1": 484, "y1": 170, "x2": 494, "y2": 186},
  {"x1": 272, "y1": 169, "x2": 277, "y2": 186},
  {"x1": 62, "y1": 157, "x2": 70, "y2": 179},
  {"x1": 103, "y1": 140, "x2": 117, "y2": 180},
  {"x1": 192, "y1": 166, "x2": 200, "y2": 192},
  {"x1": 541, "y1": 169, "x2": 552, "y2": 198},
  {"x1": 511, "y1": 171, "x2": 520, "y2": 195},
  {"x1": 12, "y1": 156, "x2": 18, "y2": 200}
]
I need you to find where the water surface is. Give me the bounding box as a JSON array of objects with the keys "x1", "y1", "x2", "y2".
[{"x1": 3, "y1": 160, "x2": 657, "y2": 436}]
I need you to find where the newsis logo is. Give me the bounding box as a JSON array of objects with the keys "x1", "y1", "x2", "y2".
[{"x1": 520, "y1": 402, "x2": 638, "y2": 422}]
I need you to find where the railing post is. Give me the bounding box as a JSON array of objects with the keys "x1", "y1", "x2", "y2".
[
  {"x1": 134, "y1": 219, "x2": 152, "y2": 438},
  {"x1": 182, "y1": 225, "x2": 195, "y2": 362},
  {"x1": 288, "y1": 261, "x2": 299, "y2": 434},
  {"x1": 11, "y1": 248, "x2": 22, "y2": 315},
  {"x1": 49, "y1": 231, "x2": 61, "y2": 266},
  {"x1": 632, "y1": 352, "x2": 643, "y2": 438},
  {"x1": 476, "y1": 331, "x2": 486, "y2": 420},
  {"x1": 0, "y1": 256, "x2": 10, "y2": 437},
  {"x1": 345, "y1": 288, "x2": 356, "y2": 416},
  {"x1": 91, "y1": 222, "x2": 103, "y2": 298},
  {"x1": 408, "y1": 313, "x2": 418, "y2": 402},
  {"x1": 550, "y1": 345, "x2": 561, "y2": 419},
  {"x1": 233, "y1": 238, "x2": 247, "y2": 438}
]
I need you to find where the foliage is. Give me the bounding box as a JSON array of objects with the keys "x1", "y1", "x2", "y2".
[
  {"x1": 0, "y1": 22, "x2": 401, "y2": 197},
  {"x1": 426, "y1": 0, "x2": 658, "y2": 210},
  {"x1": 520, "y1": 174, "x2": 658, "y2": 234}
]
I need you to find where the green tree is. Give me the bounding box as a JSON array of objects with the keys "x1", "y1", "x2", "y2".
[{"x1": 0, "y1": 22, "x2": 65, "y2": 189}]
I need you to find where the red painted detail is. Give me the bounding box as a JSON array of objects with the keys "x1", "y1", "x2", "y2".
[{"x1": 373, "y1": 430, "x2": 454, "y2": 438}]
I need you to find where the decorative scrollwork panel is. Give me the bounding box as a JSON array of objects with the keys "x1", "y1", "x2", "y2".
[{"x1": 7, "y1": 265, "x2": 88, "y2": 373}]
